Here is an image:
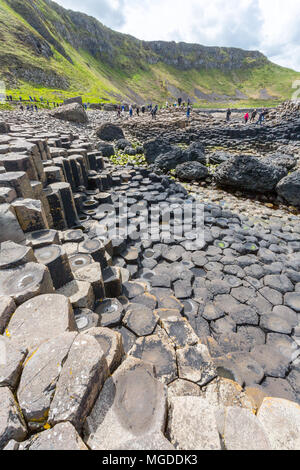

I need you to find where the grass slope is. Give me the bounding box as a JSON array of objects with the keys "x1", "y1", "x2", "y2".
[{"x1": 0, "y1": 0, "x2": 299, "y2": 107}]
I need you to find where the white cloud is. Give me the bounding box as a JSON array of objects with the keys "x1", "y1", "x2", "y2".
[{"x1": 54, "y1": 0, "x2": 300, "y2": 70}]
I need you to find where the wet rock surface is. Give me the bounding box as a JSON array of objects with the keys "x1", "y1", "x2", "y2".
[{"x1": 0, "y1": 104, "x2": 300, "y2": 450}]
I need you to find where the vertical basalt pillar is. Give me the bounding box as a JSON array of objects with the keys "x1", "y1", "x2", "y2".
[
  {"x1": 34, "y1": 244, "x2": 74, "y2": 289},
  {"x1": 49, "y1": 182, "x2": 79, "y2": 228}
]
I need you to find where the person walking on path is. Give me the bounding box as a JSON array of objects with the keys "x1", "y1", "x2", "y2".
[
  {"x1": 251, "y1": 109, "x2": 257, "y2": 122},
  {"x1": 226, "y1": 108, "x2": 231, "y2": 122},
  {"x1": 244, "y1": 112, "x2": 249, "y2": 124},
  {"x1": 256, "y1": 110, "x2": 266, "y2": 125},
  {"x1": 178, "y1": 97, "x2": 182, "y2": 107},
  {"x1": 187, "y1": 105, "x2": 191, "y2": 121},
  {"x1": 129, "y1": 105, "x2": 133, "y2": 118}
]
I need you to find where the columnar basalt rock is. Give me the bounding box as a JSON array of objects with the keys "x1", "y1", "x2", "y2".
[
  {"x1": 5, "y1": 294, "x2": 77, "y2": 351},
  {"x1": 0, "y1": 109, "x2": 300, "y2": 450}
]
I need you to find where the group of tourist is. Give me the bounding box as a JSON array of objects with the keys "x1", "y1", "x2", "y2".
[
  {"x1": 226, "y1": 108, "x2": 269, "y2": 125},
  {"x1": 119, "y1": 96, "x2": 192, "y2": 121}
]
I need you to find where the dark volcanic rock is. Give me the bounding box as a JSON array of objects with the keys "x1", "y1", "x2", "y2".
[
  {"x1": 143, "y1": 138, "x2": 173, "y2": 164},
  {"x1": 152, "y1": 148, "x2": 184, "y2": 172},
  {"x1": 116, "y1": 139, "x2": 132, "y2": 150},
  {"x1": 182, "y1": 142, "x2": 206, "y2": 165},
  {"x1": 176, "y1": 161, "x2": 208, "y2": 181},
  {"x1": 208, "y1": 151, "x2": 231, "y2": 165},
  {"x1": 0, "y1": 122, "x2": 10, "y2": 134},
  {"x1": 63, "y1": 96, "x2": 83, "y2": 106},
  {"x1": 96, "y1": 123, "x2": 124, "y2": 141},
  {"x1": 52, "y1": 103, "x2": 88, "y2": 123},
  {"x1": 263, "y1": 153, "x2": 297, "y2": 171},
  {"x1": 276, "y1": 171, "x2": 300, "y2": 207},
  {"x1": 214, "y1": 154, "x2": 287, "y2": 193},
  {"x1": 97, "y1": 142, "x2": 115, "y2": 157}
]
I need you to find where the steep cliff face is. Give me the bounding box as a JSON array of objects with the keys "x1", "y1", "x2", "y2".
[
  {"x1": 0, "y1": 0, "x2": 299, "y2": 105},
  {"x1": 144, "y1": 41, "x2": 266, "y2": 71},
  {"x1": 6, "y1": 0, "x2": 267, "y2": 71}
]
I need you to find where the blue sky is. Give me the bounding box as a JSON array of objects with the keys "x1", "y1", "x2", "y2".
[{"x1": 55, "y1": 0, "x2": 300, "y2": 71}]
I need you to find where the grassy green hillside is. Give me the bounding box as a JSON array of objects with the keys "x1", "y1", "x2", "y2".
[{"x1": 0, "y1": 0, "x2": 299, "y2": 107}]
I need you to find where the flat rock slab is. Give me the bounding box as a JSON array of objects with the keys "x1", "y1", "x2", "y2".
[
  {"x1": 257, "y1": 398, "x2": 300, "y2": 450},
  {"x1": 284, "y1": 293, "x2": 300, "y2": 312},
  {"x1": 85, "y1": 357, "x2": 167, "y2": 450},
  {"x1": 224, "y1": 407, "x2": 271, "y2": 450},
  {"x1": 131, "y1": 292, "x2": 158, "y2": 310},
  {"x1": 168, "y1": 379, "x2": 201, "y2": 398},
  {"x1": 167, "y1": 396, "x2": 221, "y2": 450},
  {"x1": 123, "y1": 304, "x2": 158, "y2": 336},
  {"x1": 0, "y1": 336, "x2": 27, "y2": 390},
  {"x1": 177, "y1": 344, "x2": 217, "y2": 386},
  {"x1": 0, "y1": 387, "x2": 27, "y2": 449},
  {"x1": 19, "y1": 422, "x2": 88, "y2": 450},
  {"x1": 0, "y1": 296, "x2": 16, "y2": 334},
  {"x1": 0, "y1": 262, "x2": 54, "y2": 305},
  {"x1": 84, "y1": 327, "x2": 124, "y2": 374},
  {"x1": 161, "y1": 316, "x2": 199, "y2": 348},
  {"x1": 200, "y1": 377, "x2": 254, "y2": 410},
  {"x1": 129, "y1": 335, "x2": 177, "y2": 384},
  {"x1": 49, "y1": 333, "x2": 108, "y2": 431},
  {"x1": 250, "y1": 344, "x2": 290, "y2": 378},
  {"x1": 6, "y1": 294, "x2": 77, "y2": 351},
  {"x1": 0, "y1": 241, "x2": 36, "y2": 269},
  {"x1": 95, "y1": 298, "x2": 124, "y2": 328},
  {"x1": 123, "y1": 281, "x2": 146, "y2": 299},
  {"x1": 17, "y1": 332, "x2": 77, "y2": 430}
]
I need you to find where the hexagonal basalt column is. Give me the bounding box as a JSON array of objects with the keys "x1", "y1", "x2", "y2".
[
  {"x1": 49, "y1": 182, "x2": 79, "y2": 228},
  {"x1": 0, "y1": 241, "x2": 36, "y2": 269},
  {"x1": 12, "y1": 199, "x2": 49, "y2": 233},
  {"x1": 0, "y1": 172, "x2": 33, "y2": 199},
  {"x1": 0, "y1": 262, "x2": 54, "y2": 305},
  {"x1": 34, "y1": 244, "x2": 74, "y2": 289}
]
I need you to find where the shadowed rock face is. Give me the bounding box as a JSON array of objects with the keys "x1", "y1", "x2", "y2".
[
  {"x1": 214, "y1": 154, "x2": 288, "y2": 193},
  {"x1": 52, "y1": 103, "x2": 88, "y2": 124}
]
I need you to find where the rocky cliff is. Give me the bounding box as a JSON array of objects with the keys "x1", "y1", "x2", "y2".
[{"x1": 0, "y1": 0, "x2": 299, "y2": 104}]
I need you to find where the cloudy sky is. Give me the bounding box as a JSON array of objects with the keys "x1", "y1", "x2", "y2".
[{"x1": 55, "y1": 0, "x2": 300, "y2": 71}]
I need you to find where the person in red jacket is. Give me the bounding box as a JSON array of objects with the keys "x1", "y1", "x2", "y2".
[{"x1": 244, "y1": 112, "x2": 249, "y2": 124}]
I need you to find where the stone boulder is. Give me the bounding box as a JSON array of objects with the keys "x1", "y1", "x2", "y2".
[
  {"x1": 97, "y1": 142, "x2": 115, "y2": 157},
  {"x1": 143, "y1": 138, "x2": 173, "y2": 164},
  {"x1": 176, "y1": 161, "x2": 208, "y2": 181},
  {"x1": 263, "y1": 153, "x2": 297, "y2": 171},
  {"x1": 182, "y1": 142, "x2": 206, "y2": 165},
  {"x1": 103, "y1": 104, "x2": 116, "y2": 111},
  {"x1": 63, "y1": 96, "x2": 83, "y2": 106},
  {"x1": 0, "y1": 122, "x2": 10, "y2": 134},
  {"x1": 95, "y1": 123, "x2": 124, "y2": 141},
  {"x1": 116, "y1": 139, "x2": 132, "y2": 150},
  {"x1": 208, "y1": 151, "x2": 231, "y2": 165},
  {"x1": 214, "y1": 154, "x2": 287, "y2": 193},
  {"x1": 152, "y1": 148, "x2": 184, "y2": 172},
  {"x1": 276, "y1": 171, "x2": 300, "y2": 206},
  {"x1": 52, "y1": 103, "x2": 88, "y2": 124},
  {"x1": 89, "y1": 103, "x2": 102, "y2": 110}
]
